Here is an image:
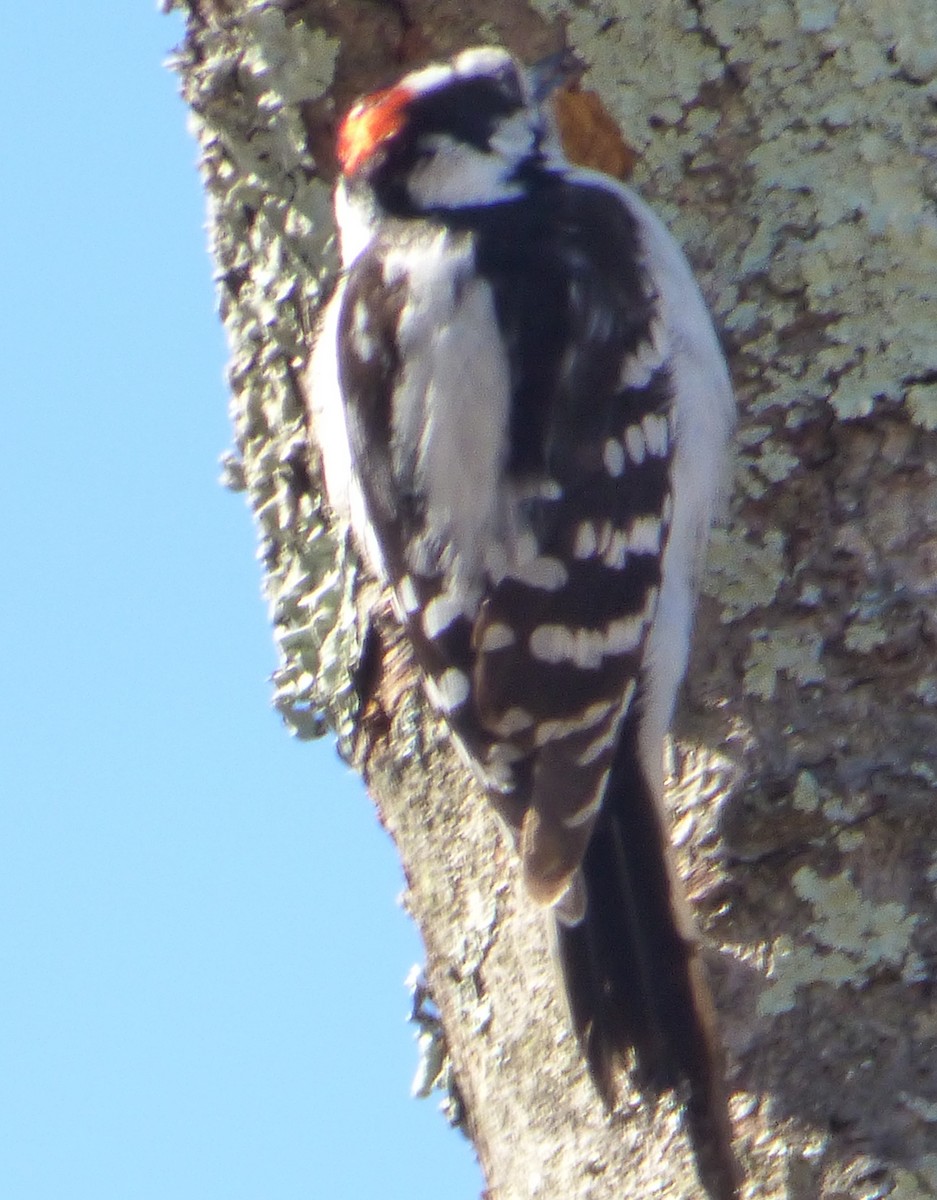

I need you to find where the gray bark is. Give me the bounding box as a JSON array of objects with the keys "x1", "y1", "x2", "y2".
[{"x1": 172, "y1": 0, "x2": 937, "y2": 1195}]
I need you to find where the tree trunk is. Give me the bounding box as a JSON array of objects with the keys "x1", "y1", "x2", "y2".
[{"x1": 171, "y1": 1, "x2": 937, "y2": 1195}]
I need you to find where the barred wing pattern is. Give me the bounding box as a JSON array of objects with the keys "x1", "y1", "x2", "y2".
[{"x1": 335, "y1": 177, "x2": 671, "y2": 910}]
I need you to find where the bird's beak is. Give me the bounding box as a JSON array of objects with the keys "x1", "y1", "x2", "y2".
[{"x1": 527, "y1": 49, "x2": 583, "y2": 102}]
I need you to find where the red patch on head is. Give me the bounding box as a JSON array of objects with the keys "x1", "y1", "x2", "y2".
[{"x1": 337, "y1": 85, "x2": 414, "y2": 176}]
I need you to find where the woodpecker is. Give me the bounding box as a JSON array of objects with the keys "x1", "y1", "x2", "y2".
[{"x1": 306, "y1": 46, "x2": 738, "y2": 1198}]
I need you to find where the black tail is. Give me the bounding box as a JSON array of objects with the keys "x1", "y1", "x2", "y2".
[{"x1": 554, "y1": 719, "x2": 740, "y2": 1200}]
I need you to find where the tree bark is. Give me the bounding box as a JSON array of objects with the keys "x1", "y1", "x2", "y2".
[{"x1": 172, "y1": 0, "x2": 937, "y2": 1195}]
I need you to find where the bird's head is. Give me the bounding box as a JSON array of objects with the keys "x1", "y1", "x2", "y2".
[{"x1": 335, "y1": 46, "x2": 571, "y2": 227}]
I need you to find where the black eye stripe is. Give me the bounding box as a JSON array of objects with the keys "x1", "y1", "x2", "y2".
[
  {"x1": 406, "y1": 75, "x2": 525, "y2": 152},
  {"x1": 488, "y1": 60, "x2": 525, "y2": 105}
]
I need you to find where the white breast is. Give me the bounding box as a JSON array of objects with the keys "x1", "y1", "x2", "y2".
[{"x1": 384, "y1": 231, "x2": 513, "y2": 586}]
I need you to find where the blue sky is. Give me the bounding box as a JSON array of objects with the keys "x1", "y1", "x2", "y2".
[{"x1": 1, "y1": 7, "x2": 481, "y2": 1198}]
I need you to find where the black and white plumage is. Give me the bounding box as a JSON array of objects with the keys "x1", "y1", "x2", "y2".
[{"x1": 307, "y1": 47, "x2": 737, "y2": 1198}]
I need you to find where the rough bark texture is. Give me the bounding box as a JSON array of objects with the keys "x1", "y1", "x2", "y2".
[{"x1": 171, "y1": 1, "x2": 937, "y2": 1196}]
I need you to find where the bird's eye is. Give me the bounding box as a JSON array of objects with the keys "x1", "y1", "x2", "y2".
[{"x1": 490, "y1": 62, "x2": 524, "y2": 106}]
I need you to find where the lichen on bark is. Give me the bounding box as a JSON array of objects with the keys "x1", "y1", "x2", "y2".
[{"x1": 173, "y1": 2, "x2": 937, "y2": 1196}]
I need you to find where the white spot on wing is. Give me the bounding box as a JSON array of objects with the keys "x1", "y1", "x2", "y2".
[
  {"x1": 423, "y1": 592, "x2": 463, "y2": 639},
  {"x1": 489, "y1": 707, "x2": 534, "y2": 735},
  {"x1": 619, "y1": 318, "x2": 668, "y2": 390},
  {"x1": 605, "y1": 614, "x2": 647, "y2": 654},
  {"x1": 575, "y1": 681, "x2": 636, "y2": 767},
  {"x1": 507, "y1": 555, "x2": 568, "y2": 591},
  {"x1": 595, "y1": 522, "x2": 615, "y2": 556},
  {"x1": 603, "y1": 438, "x2": 626, "y2": 477},
  {"x1": 529, "y1": 615, "x2": 646, "y2": 669},
  {"x1": 642, "y1": 412, "x2": 670, "y2": 458},
  {"x1": 624, "y1": 423, "x2": 646, "y2": 465},
  {"x1": 398, "y1": 575, "x2": 419, "y2": 614},
  {"x1": 513, "y1": 478, "x2": 564, "y2": 503},
  {"x1": 602, "y1": 529, "x2": 629, "y2": 569},
  {"x1": 628, "y1": 515, "x2": 664, "y2": 555},
  {"x1": 485, "y1": 740, "x2": 525, "y2": 764},
  {"x1": 528, "y1": 623, "x2": 568, "y2": 665},
  {"x1": 574, "y1": 730, "x2": 614, "y2": 768},
  {"x1": 478, "y1": 622, "x2": 516, "y2": 652},
  {"x1": 533, "y1": 699, "x2": 618, "y2": 747},
  {"x1": 573, "y1": 521, "x2": 597, "y2": 560},
  {"x1": 427, "y1": 667, "x2": 470, "y2": 713}
]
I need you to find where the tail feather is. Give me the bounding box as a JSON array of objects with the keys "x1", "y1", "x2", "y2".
[{"x1": 554, "y1": 720, "x2": 740, "y2": 1200}]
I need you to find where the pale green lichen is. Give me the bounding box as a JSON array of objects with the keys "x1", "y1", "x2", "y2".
[
  {"x1": 241, "y1": 3, "x2": 339, "y2": 107},
  {"x1": 914, "y1": 679, "x2": 937, "y2": 707},
  {"x1": 843, "y1": 617, "x2": 890, "y2": 654},
  {"x1": 916, "y1": 1157, "x2": 937, "y2": 1192},
  {"x1": 902, "y1": 1095, "x2": 937, "y2": 1125},
  {"x1": 911, "y1": 761, "x2": 937, "y2": 788},
  {"x1": 889, "y1": 1168, "x2": 937, "y2": 1200},
  {"x1": 794, "y1": 0, "x2": 838, "y2": 34},
  {"x1": 753, "y1": 444, "x2": 801, "y2": 485},
  {"x1": 759, "y1": 867, "x2": 919, "y2": 1016},
  {"x1": 907, "y1": 383, "x2": 937, "y2": 432},
  {"x1": 834, "y1": 828, "x2": 865, "y2": 852},
  {"x1": 531, "y1": 0, "x2": 724, "y2": 153},
  {"x1": 743, "y1": 627, "x2": 825, "y2": 700},
  {"x1": 703, "y1": 526, "x2": 787, "y2": 621},
  {"x1": 178, "y1": 7, "x2": 359, "y2": 743},
  {"x1": 821, "y1": 791, "x2": 870, "y2": 827},
  {"x1": 792, "y1": 770, "x2": 821, "y2": 813}
]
